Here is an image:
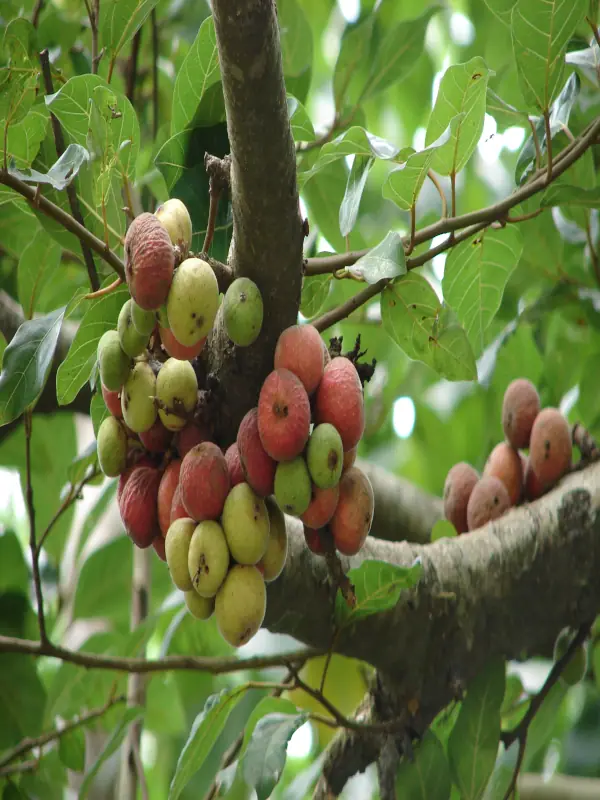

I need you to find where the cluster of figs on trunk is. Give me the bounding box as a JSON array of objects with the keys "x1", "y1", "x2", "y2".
[{"x1": 94, "y1": 199, "x2": 373, "y2": 647}]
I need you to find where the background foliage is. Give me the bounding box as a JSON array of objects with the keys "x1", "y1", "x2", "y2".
[{"x1": 0, "y1": 0, "x2": 600, "y2": 797}]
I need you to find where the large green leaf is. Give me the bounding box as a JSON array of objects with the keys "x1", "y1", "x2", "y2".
[
  {"x1": 349, "y1": 231, "x2": 407, "y2": 283},
  {"x1": 0, "y1": 653, "x2": 47, "y2": 749},
  {"x1": 79, "y1": 707, "x2": 143, "y2": 798},
  {"x1": 425, "y1": 57, "x2": 490, "y2": 175},
  {"x1": 300, "y1": 274, "x2": 331, "y2": 318},
  {"x1": 242, "y1": 712, "x2": 309, "y2": 800},
  {"x1": 360, "y1": 7, "x2": 439, "y2": 102},
  {"x1": 448, "y1": 658, "x2": 505, "y2": 800},
  {"x1": 396, "y1": 731, "x2": 451, "y2": 800},
  {"x1": 17, "y1": 228, "x2": 62, "y2": 320},
  {"x1": 100, "y1": 0, "x2": 160, "y2": 77},
  {"x1": 73, "y1": 536, "x2": 133, "y2": 624},
  {"x1": 443, "y1": 226, "x2": 523, "y2": 357},
  {"x1": 334, "y1": 558, "x2": 423, "y2": 627},
  {"x1": 484, "y1": 0, "x2": 517, "y2": 26},
  {"x1": 541, "y1": 185, "x2": 600, "y2": 208},
  {"x1": 333, "y1": 16, "x2": 375, "y2": 110},
  {"x1": 169, "y1": 687, "x2": 248, "y2": 800},
  {"x1": 56, "y1": 280, "x2": 129, "y2": 406},
  {"x1": 0, "y1": 307, "x2": 65, "y2": 426},
  {"x1": 58, "y1": 726, "x2": 86, "y2": 772},
  {"x1": 279, "y1": 0, "x2": 313, "y2": 79},
  {"x1": 0, "y1": 531, "x2": 28, "y2": 594},
  {"x1": 511, "y1": 0, "x2": 587, "y2": 112},
  {"x1": 0, "y1": 18, "x2": 38, "y2": 129},
  {"x1": 1, "y1": 105, "x2": 48, "y2": 169},
  {"x1": 171, "y1": 15, "x2": 222, "y2": 135}
]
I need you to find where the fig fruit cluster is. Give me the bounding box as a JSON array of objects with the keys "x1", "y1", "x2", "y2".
[
  {"x1": 443, "y1": 378, "x2": 572, "y2": 533},
  {"x1": 237, "y1": 323, "x2": 374, "y2": 559}
]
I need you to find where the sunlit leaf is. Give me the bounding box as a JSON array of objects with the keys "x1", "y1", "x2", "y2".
[
  {"x1": 339, "y1": 154, "x2": 374, "y2": 236},
  {"x1": 301, "y1": 274, "x2": 331, "y2": 318},
  {"x1": 349, "y1": 231, "x2": 406, "y2": 283},
  {"x1": 9, "y1": 143, "x2": 90, "y2": 190},
  {"x1": 101, "y1": 0, "x2": 160, "y2": 75},
  {"x1": 242, "y1": 712, "x2": 309, "y2": 800},
  {"x1": 483, "y1": 0, "x2": 517, "y2": 26},
  {"x1": 333, "y1": 15, "x2": 374, "y2": 110},
  {"x1": 287, "y1": 95, "x2": 315, "y2": 142},
  {"x1": 1, "y1": 106, "x2": 48, "y2": 169}
]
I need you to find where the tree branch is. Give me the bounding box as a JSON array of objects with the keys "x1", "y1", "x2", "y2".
[
  {"x1": 207, "y1": 0, "x2": 305, "y2": 443},
  {"x1": 304, "y1": 115, "x2": 600, "y2": 277}
]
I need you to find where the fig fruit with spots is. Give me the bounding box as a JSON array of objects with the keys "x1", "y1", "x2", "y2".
[
  {"x1": 215, "y1": 565, "x2": 266, "y2": 648},
  {"x1": 188, "y1": 520, "x2": 230, "y2": 598},
  {"x1": 223, "y1": 277, "x2": 264, "y2": 347},
  {"x1": 121, "y1": 361, "x2": 157, "y2": 433},
  {"x1": 221, "y1": 482, "x2": 270, "y2": 565},
  {"x1": 166, "y1": 257, "x2": 219, "y2": 345},
  {"x1": 156, "y1": 357, "x2": 198, "y2": 431}
]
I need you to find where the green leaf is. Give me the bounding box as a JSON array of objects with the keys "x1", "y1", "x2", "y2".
[
  {"x1": 9, "y1": 143, "x2": 90, "y2": 191},
  {"x1": 0, "y1": 654, "x2": 47, "y2": 749},
  {"x1": 511, "y1": 0, "x2": 587, "y2": 112},
  {"x1": 448, "y1": 658, "x2": 505, "y2": 800},
  {"x1": 169, "y1": 687, "x2": 247, "y2": 800},
  {"x1": 432, "y1": 324, "x2": 477, "y2": 382},
  {"x1": 242, "y1": 712, "x2": 309, "y2": 800},
  {"x1": 0, "y1": 531, "x2": 28, "y2": 594},
  {"x1": 396, "y1": 731, "x2": 452, "y2": 800},
  {"x1": 239, "y1": 697, "x2": 299, "y2": 758},
  {"x1": 0, "y1": 332, "x2": 6, "y2": 370},
  {"x1": 349, "y1": 231, "x2": 407, "y2": 284},
  {"x1": 381, "y1": 273, "x2": 441, "y2": 363},
  {"x1": 335, "y1": 558, "x2": 422, "y2": 627},
  {"x1": 73, "y1": 537, "x2": 133, "y2": 624},
  {"x1": 171, "y1": 16, "x2": 222, "y2": 135},
  {"x1": 90, "y1": 387, "x2": 111, "y2": 437},
  {"x1": 482, "y1": 742, "x2": 519, "y2": 800},
  {"x1": 46, "y1": 75, "x2": 139, "y2": 178},
  {"x1": 361, "y1": 7, "x2": 439, "y2": 102},
  {"x1": 431, "y1": 520, "x2": 458, "y2": 541},
  {"x1": 523, "y1": 681, "x2": 567, "y2": 766},
  {"x1": 333, "y1": 16, "x2": 374, "y2": 110},
  {"x1": 384, "y1": 122, "x2": 455, "y2": 210},
  {"x1": 79, "y1": 707, "x2": 143, "y2": 799},
  {"x1": 541, "y1": 185, "x2": 600, "y2": 208},
  {"x1": 279, "y1": 0, "x2": 313, "y2": 78},
  {"x1": 0, "y1": 18, "x2": 38, "y2": 129},
  {"x1": 301, "y1": 274, "x2": 331, "y2": 318},
  {"x1": 566, "y1": 41, "x2": 600, "y2": 85},
  {"x1": 77, "y1": 481, "x2": 117, "y2": 556},
  {"x1": 443, "y1": 226, "x2": 523, "y2": 357},
  {"x1": 67, "y1": 439, "x2": 99, "y2": 484},
  {"x1": 17, "y1": 228, "x2": 62, "y2": 320},
  {"x1": 425, "y1": 57, "x2": 490, "y2": 175},
  {"x1": 287, "y1": 95, "x2": 315, "y2": 142},
  {"x1": 484, "y1": 0, "x2": 517, "y2": 26},
  {"x1": 340, "y1": 155, "x2": 374, "y2": 237},
  {"x1": 100, "y1": 0, "x2": 160, "y2": 77},
  {"x1": 0, "y1": 307, "x2": 65, "y2": 426},
  {"x1": 1, "y1": 105, "x2": 48, "y2": 169},
  {"x1": 56, "y1": 280, "x2": 129, "y2": 406},
  {"x1": 58, "y1": 725, "x2": 86, "y2": 772}
]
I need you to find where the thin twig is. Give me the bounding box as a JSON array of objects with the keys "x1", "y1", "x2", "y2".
[
  {"x1": 505, "y1": 208, "x2": 543, "y2": 224},
  {"x1": 405, "y1": 205, "x2": 416, "y2": 256},
  {"x1": 24, "y1": 412, "x2": 47, "y2": 645},
  {"x1": 203, "y1": 184, "x2": 222, "y2": 254},
  {"x1": 90, "y1": 0, "x2": 100, "y2": 75},
  {"x1": 585, "y1": 16, "x2": 600, "y2": 49},
  {"x1": 125, "y1": 29, "x2": 143, "y2": 106},
  {"x1": 37, "y1": 468, "x2": 100, "y2": 553},
  {"x1": 450, "y1": 171, "x2": 457, "y2": 220},
  {"x1": 0, "y1": 694, "x2": 126, "y2": 770},
  {"x1": 0, "y1": 634, "x2": 320, "y2": 675},
  {"x1": 39, "y1": 49, "x2": 100, "y2": 291},
  {"x1": 427, "y1": 170, "x2": 447, "y2": 218},
  {"x1": 0, "y1": 170, "x2": 126, "y2": 280},
  {"x1": 0, "y1": 760, "x2": 38, "y2": 778},
  {"x1": 84, "y1": 276, "x2": 123, "y2": 300},
  {"x1": 544, "y1": 111, "x2": 553, "y2": 183},
  {"x1": 31, "y1": 0, "x2": 44, "y2": 27},
  {"x1": 151, "y1": 9, "x2": 159, "y2": 140},
  {"x1": 528, "y1": 117, "x2": 542, "y2": 172}
]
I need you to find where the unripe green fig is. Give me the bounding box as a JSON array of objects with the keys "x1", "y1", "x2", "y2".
[
  {"x1": 257, "y1": 497, "x2": 288, "y2": 582},
  {"x1": 274, "y1": 456, "x2": 311, "y2": 516},
  {"x1": 156, "y1": 358, "x2": 198, "y2": 431},
  {"x1": 97, "y1": 416, "x2": 127, "y2": 477},
  {"x1": 167, "y1": 258, "x2": 219, "y2": 345},
  {"x1": 188, "y1": 520, "x2": 230, "y2": 598},
  {"x1": 554, "y1": 628, "x2": 588, "y2": 686},
  {"x1": 97, "y1": 330, "x2": 130, "y2": 391},
  {"x1": 118, "y1": 299, "x2": 149, "y2": 357},
  {"x1": 306, "y1": 423, "x2": 343, "y2": 489},
  {"x1": 215, "y1": 565, "x2": 266, "y2": 647},
  {"x1": 131, "y1": 300, "x2": 157, "y2": 336},
  {"x1": 184, "y1": 590, "x2": 214, "y2": 620},
  {"x1": 155, "y1": 198, "x2": 193, "y2": 258},
  {"x1": 121, "y1": 361, "x2": 157, "y2": 433},
  {"x1": 165, "y1": 518, "x2": 195, "y2": 590},
  {"x1": 221, "y1": 482, "x2": 270, "y2": 565},
  {"x1": 223, "y1": 277, "x2": 263, "y2": 347}
]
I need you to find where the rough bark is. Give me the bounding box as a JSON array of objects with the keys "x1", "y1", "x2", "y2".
[{"x1": 207, "y1": 0, "x2": 305, "y2": 444}]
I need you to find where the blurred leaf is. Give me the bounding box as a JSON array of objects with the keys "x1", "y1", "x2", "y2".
[
  {"x1": 0, "y1": 333, "x2": 6, "y2": 371},
  {"x1": 486, "y1": 88, "x2": 528, "y2": 128},
  {"x1": 340, "y1": 154, "x2": 374, "y2": 236},
  {"x1": 9, "y1": 143, "x2": 90, "y2": 190},
  {"x1": 0, "y1": 18, "x2": 38, "y2": 128},
  {"x1": 101, "y1": 0, "x2": 160, "y2": 76},
  {"x1": 334, "y1": 15, "x2": 374, "y2": 110},
  {"x1": 443, "y1": 227, "x2": 523, "y2": 357},
  {"x1": 73, "y1": 537, "x2": 132, "y2": 624},
  {"x1": 448, "y1": 658, "x2": 505, "y2": 799},
  {"x1": 279, "y1": 0, "x2": 313, "y2": 78},
  {"x1": 301, "y1": 274, "x2": 331, "y2": 317},
  {"x1": 425, "y1": 57, "x2": 490, "y2": 175},
  {"x1": 0, "y1": 531, "x2": 28, "y2": 594},
  {"x1": 335, "y1": 558, "x2": 423, "y2": 627},
  {"x1": 566, "y1": 41, "x2": 600, "y2": 85},
  {"x1": 482, "y1": 741, "x2": 519, "y2": 800},
  {"x1": 361, "y1": 7, "x2": 439, "y2": 102},
  {"x1": 0, "y1": 654, "x2": 47, "y2": 749},
  {"x1": 396, "y1": 731, "x2": 451, "y2": 800},
  {"x1": 1, "y1": 106, "x2": 48, "y2": 169},
  {"x1": 0, "y1": 307, "x2": 65, "y2": 426},
  {"x1": 79, "y1": 707, "x2": 143, "y2": 798},
  {"x1": 432, "y1": 324, "x2": 477, "y2": 382},
  {"x1": 77, "y1": 480, "x2": 117, "y2": 556},
  {"x1": 58, "y1": 725, "x2": 86, "y2": 772},
  {"x1": 56, "y1": 279, "x2": 129, "y2": 406},
  {"x1": 512, "y1": 0, "x2": 586, "y2": 112},
  {"x1": 90, "y1": 387, "x2": 111, "y2": 437},
  {"x1": 242, "y1": 712, "x2": 309, "y2": 800},
  {"x1": 541, "y1": 185, "x2": 600, "y2": 208},
  {"x1": 578, "y1": 351, "x2": 600, "y2": 433},
  {"x1": 239, "y1": 697, "x2": 299, "y2": 758},
  {"x1": 349, "y1": 231, "x2": 406, "y2": 283},
  {"x1": 169, "y1": 687, "x2": 247, "y2": 800},
  {"x1": 381, "y1": 273, "x2": 441, "y2": 363},
  {"x1": 17, "y1": 228, "x2": 62, "y2": 319},
  {"x1": 46, "y1": 75, "x2": 139, "y2": 177},
  {"x1": 431, "y1": 520, "x2": 458, "y2": 541},
  {"x1": 484, "y1": 0, "x2": 517, "y2": 26},
  {"x1": 171, "y1": 16, "x2": 221, "y2": 134},
  {"x1": 288, "y1": 95, "x2": 315, "y2": 142},
  {"x1": 67, "y1": 439, "x2": 99, "y2": 484},
  {"x1": 383, "y1": 121, "x2": 455, "y2": 210},
  {"x1": 523, "y1": 682, "x2": 567, "y2": 767}
]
